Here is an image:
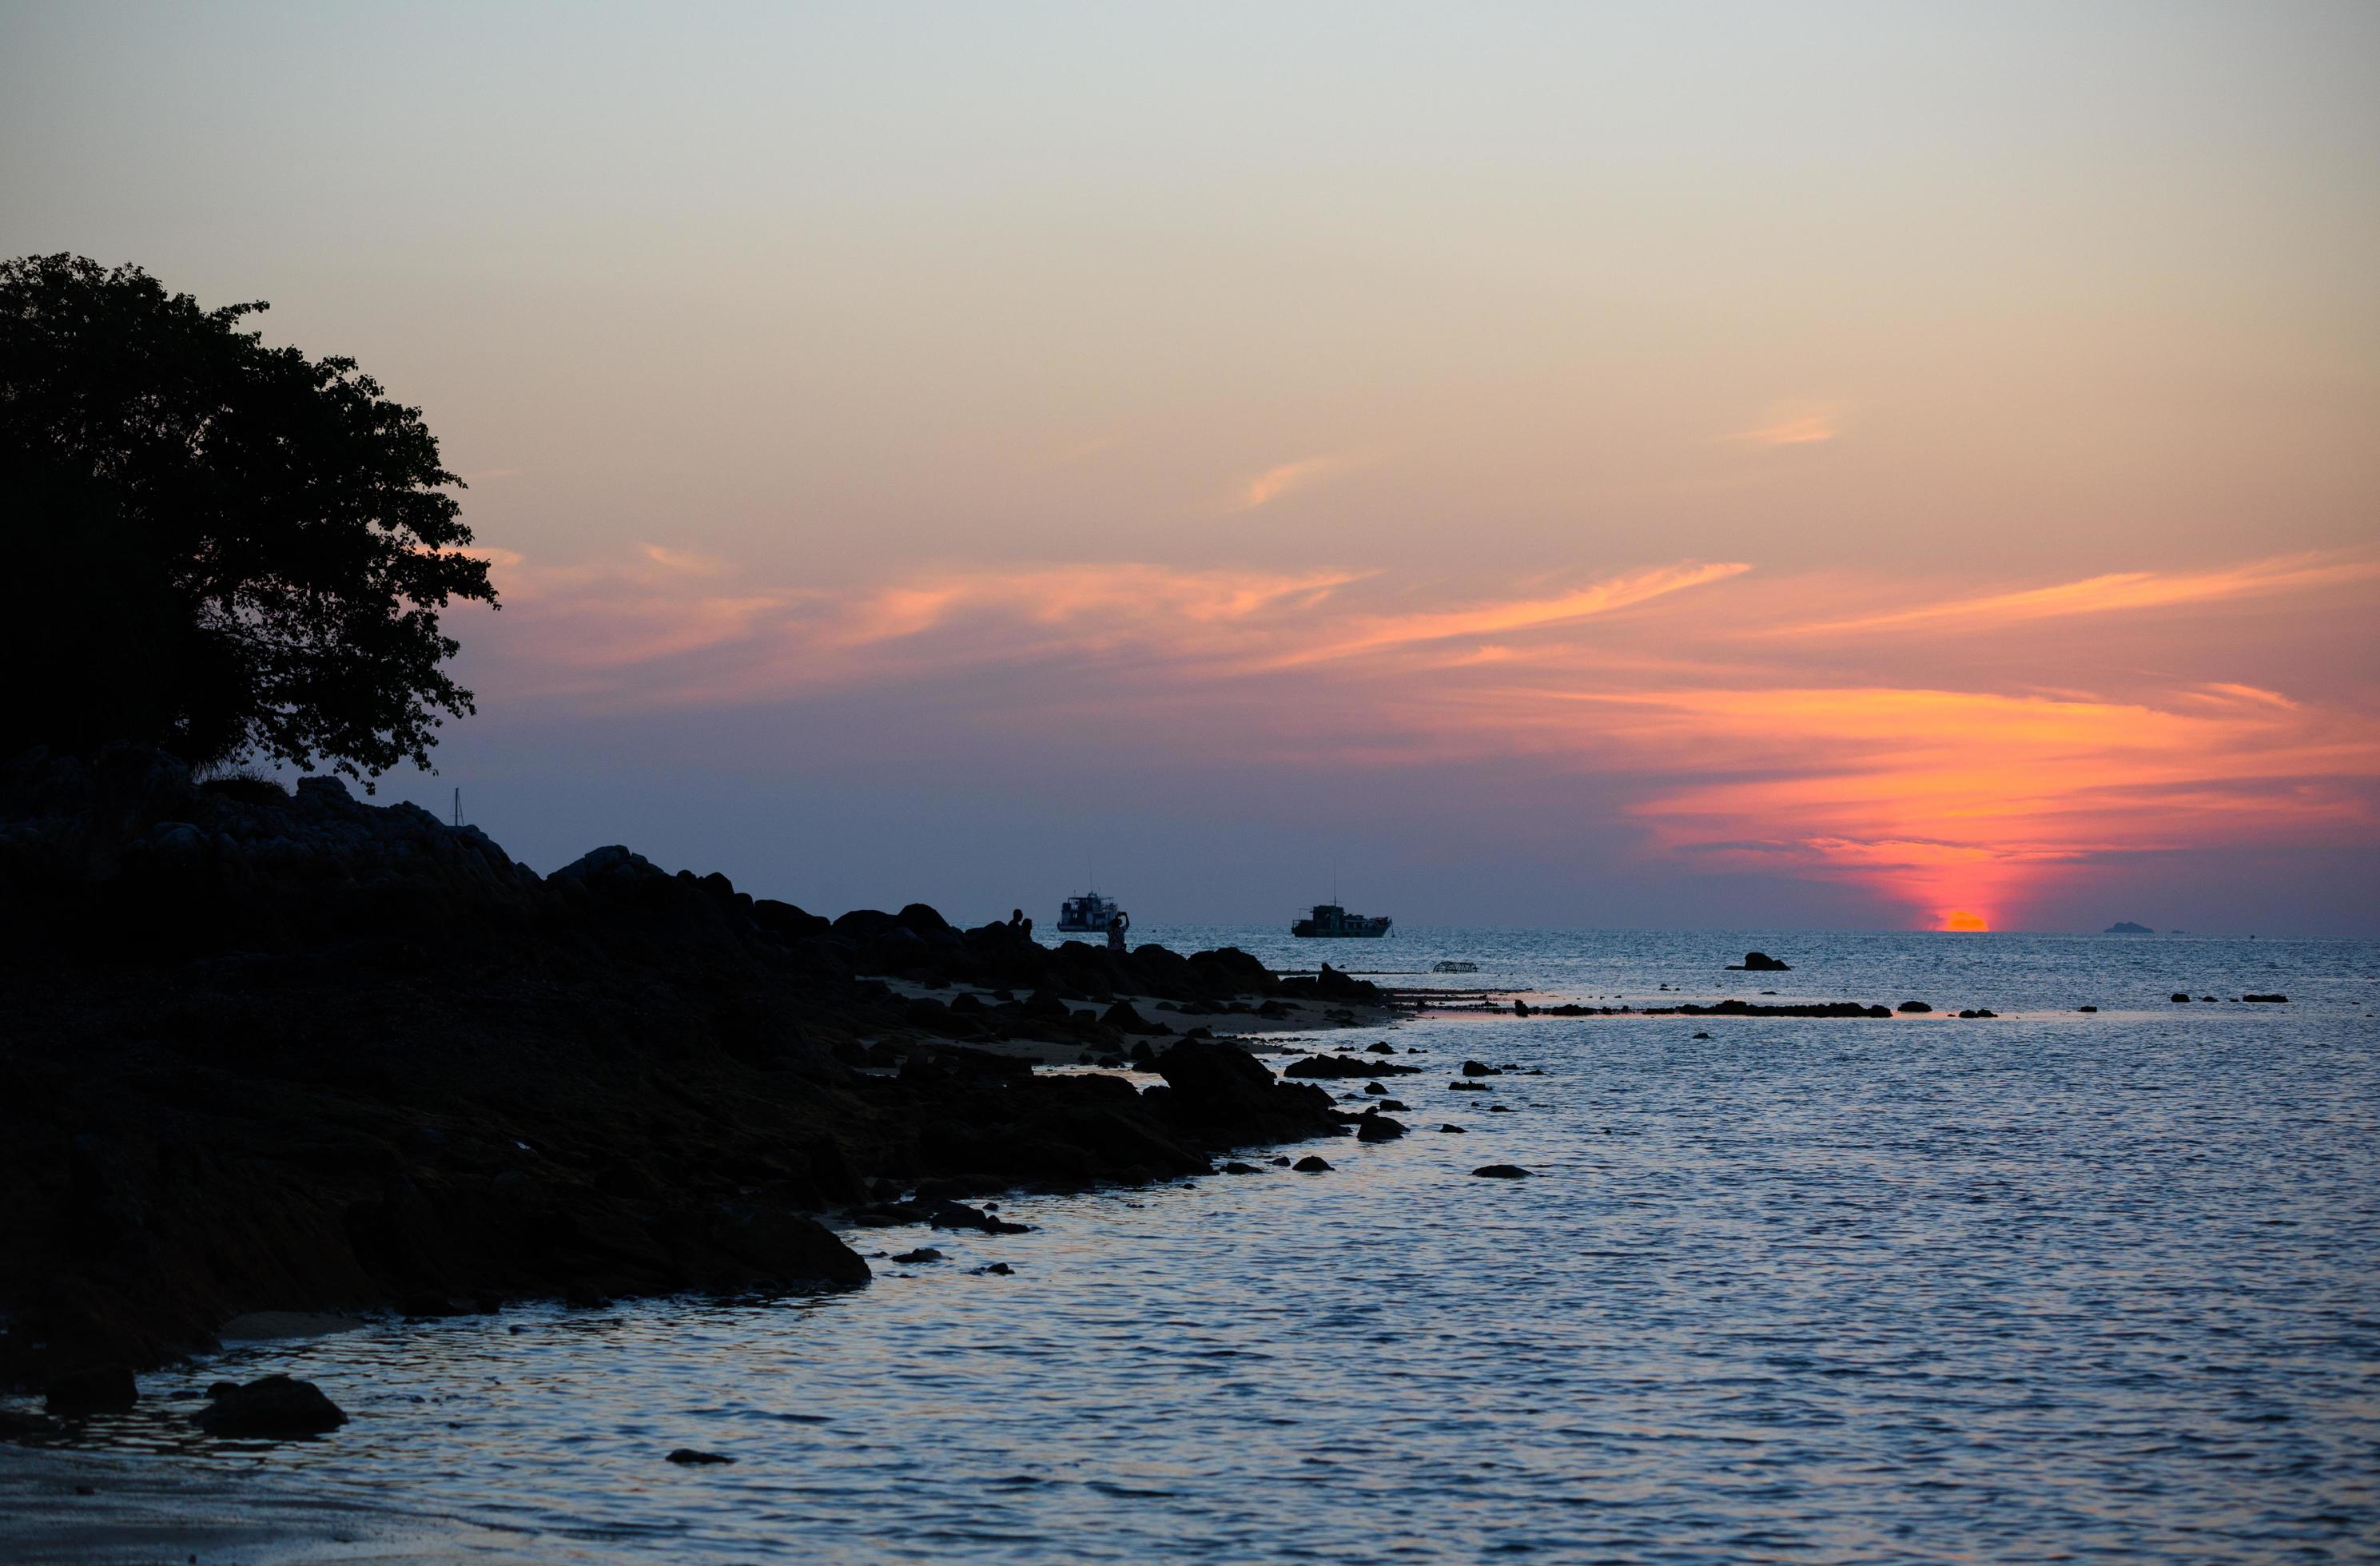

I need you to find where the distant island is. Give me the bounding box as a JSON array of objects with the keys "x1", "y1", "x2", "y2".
[{"x1": 2103, "y1": 921, "x2": 2154, "y2": 934}]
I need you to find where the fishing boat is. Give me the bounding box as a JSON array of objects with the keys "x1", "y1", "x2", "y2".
[
  {"x1": 1057, "y1": 890, "x2": 1128, "y2": 934},
  {"x1": 1291, "y1": 903, "x2": 1392, "y2": 938}
]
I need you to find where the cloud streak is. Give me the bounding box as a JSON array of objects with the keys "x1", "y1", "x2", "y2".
[
  {"x1": 1780, "y1": 554, "x2": 2380, "y2": 638},
  {"x1": 1228, "y1": 455, "x2": 1359, "y2": 512},
  {"x1": 1725, "y1": 408, "x2": 1838, "y2": 447}
]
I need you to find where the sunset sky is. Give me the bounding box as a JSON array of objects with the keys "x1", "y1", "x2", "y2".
[{"x1": 7, "y1": 2, "x2": 2377, "y2": 932}]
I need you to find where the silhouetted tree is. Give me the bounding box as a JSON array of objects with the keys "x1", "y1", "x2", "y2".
[{"x1": 1, "y1": 255, "x2": 497, "y2": 782}]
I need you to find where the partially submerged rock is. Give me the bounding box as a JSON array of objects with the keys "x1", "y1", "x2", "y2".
[
  {"x1": 1471, "y1": 1165, "x2": 1531, "y2": 1179},
  {"x1": 195, "y1": 1374, "x2": 346, "y2": 1437},
  {"x1": 1729, "y1": 952, "x2": 1791, "y2": 972},
  {"x1": 1283, "y1": 1053, "x2": 1420, "y2": 1079}
]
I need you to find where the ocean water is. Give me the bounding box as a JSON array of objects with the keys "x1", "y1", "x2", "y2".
[{"x1": 35, "y1": 929, "x2": 2380, "y2": 1562}]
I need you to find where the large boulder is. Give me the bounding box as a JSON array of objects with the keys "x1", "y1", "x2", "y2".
[
  {"x1": 1151, "y1": 1039, "x2": 1337, "y2": 1141},
  {"x1": 547, "y1": 845, "x2": 668, "y2": 888}
]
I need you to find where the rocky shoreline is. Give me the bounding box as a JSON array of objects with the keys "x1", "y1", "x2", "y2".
[{"x1": 0, "y1": 747, "x2": 1389, "y2": 1397}]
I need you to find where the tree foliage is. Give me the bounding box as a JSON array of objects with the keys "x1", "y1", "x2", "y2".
[{"x1": 1, "y1": 254, "x2": 497, "y2": 781}]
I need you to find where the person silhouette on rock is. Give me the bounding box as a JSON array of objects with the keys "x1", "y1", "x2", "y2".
[{"x1": 1106, "y1": 910, "x2": 1130, "y2": 953}]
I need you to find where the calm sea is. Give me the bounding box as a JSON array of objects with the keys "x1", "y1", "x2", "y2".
[{"x1": 36, "y1": 928, "x2": 2380, "y2": 1561}]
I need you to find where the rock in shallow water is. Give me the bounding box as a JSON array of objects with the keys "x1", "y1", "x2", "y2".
[
  {"x1": 0, "y1": 1408, "x2": 65, "y2": 1440},
  {"x1": 1471, "y1": 1164, "x2": 1531, "y2": 1178},
  {"x1": 1292, "y1": 1155, "x2": 1333, "y2": 1172},
  {"x1": 195, "y1": 1375, "x2": 347, "y2": 1437},
  {"x1": 667, "y1": 1448, "x2": 735, "y2": 1465},
  {"x1": 44, "y1": 1365, "x2": 136, "y2": 1417},
  {"x1": 891, "y1": 1248, "x2": 945, "y2": 1264}
]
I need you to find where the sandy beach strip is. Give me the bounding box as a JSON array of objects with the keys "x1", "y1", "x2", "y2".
[{"x1": 0, "y1": 1445, "x2": 555, "y2": 1566}]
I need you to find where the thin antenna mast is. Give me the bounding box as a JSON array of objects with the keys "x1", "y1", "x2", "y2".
[{"x1": 452, "y1": 787, "x2": 460, "y2": 828}]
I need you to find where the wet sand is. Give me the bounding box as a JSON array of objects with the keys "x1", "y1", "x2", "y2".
[{"x1": 0, "y1": 1445, "x2": 551, "y2": 1565}]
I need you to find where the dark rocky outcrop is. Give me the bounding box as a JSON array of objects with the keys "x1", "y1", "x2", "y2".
[
  {"x1": 667, "y1": 1448, "x2": 734, "y2": 1465},
  {"x1": 1640, "y1": 1000, "x2": 1893, "y2": 1019},
  {"x1": 1284, "y1": 1053, "x2": 1420, "y2": 1079},
  {"x1": 0, "y1": 747, "x2": 1354, "y2": 1388},
  {"x1": 1729, "y1": 952, "x2": 1791, "y2": 971},
  {"x1": 1896, "y1": 1000, "x2": 1933, "y2": 1014},
  {"x1": 1292, "y1": 1156, "x2": 1333, "y2": 1172},
  {"x1": 195, "y1": 1374, "x2": 346, "y2": 1437},
  {"x1": 2243, "y1": 993, "x2": 2289, "y2": 1004},
  {"x1": 1471, "y1": 1165, "x2": 1531, "y2": 1179}
]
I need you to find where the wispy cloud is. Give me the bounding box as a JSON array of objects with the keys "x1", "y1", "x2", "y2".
[
  {"x1": 1257, "y1": 562, "x2": 1750, "y2": 669},
  {"x1": 641, "y1": 543, "x2": 729, "y2": 574},
  {"x1": 1780, "y1": 554, "x2": 2380, "y2": 638},
  {"x1": 1725, "y1": 407, "x2": 1838, "y2": 447},
  {"x1": 1228, "y1": 454, "x2": 1359, "y2": 512}
]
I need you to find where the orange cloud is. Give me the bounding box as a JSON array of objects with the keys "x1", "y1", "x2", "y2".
[{"x1": 1517, "y1": 683, "x2": 2380, "y2": 926}]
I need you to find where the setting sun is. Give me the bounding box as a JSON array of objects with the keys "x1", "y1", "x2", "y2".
[{"x1": 1941, "y1": 911, "x2": 1992, "y2": 932}]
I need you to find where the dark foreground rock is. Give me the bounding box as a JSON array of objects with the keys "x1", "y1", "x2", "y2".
[
  {"x1": 43, "y1": 1365, "x2": 136, "y2": 1417},
  {"x1": 195, "y1": 1375, "x2": 346, "y2": 1437},
  {"x1": 1471, "y1": 1165, "x2": 1532, "y2": 1179},
  {"x1": 0, "y1": 746, "x2": 1351, "y2": 1388}
]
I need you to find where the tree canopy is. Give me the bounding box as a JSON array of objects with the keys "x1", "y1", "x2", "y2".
[{"x1": 1, "y1": 254, "x2": 497, "y2": 781}]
